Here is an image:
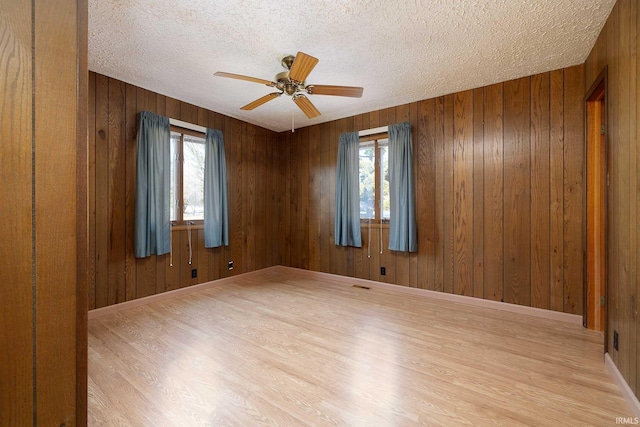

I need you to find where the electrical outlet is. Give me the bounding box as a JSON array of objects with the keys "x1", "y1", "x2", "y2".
[
  {"x1": 380, "y1": 266, "x2": 386, "y2": 276},
  {"x1": 613, "y1": 330, "x2": 619, "y2": 351},
  {"x1": 191, "y1": 269, "x2": 197, "y2": 278},
  {"x1": 228, "y1": 261, "x2": 234, "y2": 270}
]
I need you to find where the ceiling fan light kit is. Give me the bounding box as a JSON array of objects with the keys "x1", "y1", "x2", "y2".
[{"x1": 215, "y1": 51, "x2": 364, "y2": 119}]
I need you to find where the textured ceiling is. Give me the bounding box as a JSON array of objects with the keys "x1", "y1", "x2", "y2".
[{"x1": 89, "y1": 0, "x2": 615, "y2": 133}]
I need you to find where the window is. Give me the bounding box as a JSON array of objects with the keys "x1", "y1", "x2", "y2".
[
  {"x1": 359, "y1": 136, "x2": 389, "y2": 222},
  {"x1": 170, "y1": 127, "x2": 205, "y2": 224}
]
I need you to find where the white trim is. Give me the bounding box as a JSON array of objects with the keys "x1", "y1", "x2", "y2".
[
  {"x1": 605, "y1": 353, "x2": 640, "y2": 418},
  {"x1": 169, "y1": 118, "x2": 207, "y2": 134},
  {"x1": 273, "y1": 266, "x2": 583, "y2": 325},
  {"x1": 359, "y1": 125, "x2": 388, "y2": 137}
]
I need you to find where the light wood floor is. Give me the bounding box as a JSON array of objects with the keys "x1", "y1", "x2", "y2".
[{"x1": 88, "y1": 268, "x2": 632, "y2": 426}]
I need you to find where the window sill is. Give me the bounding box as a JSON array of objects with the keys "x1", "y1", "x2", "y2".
[
  {"x1": 360, "y1": 221, "x2": 390, "y2": 229},
  {"x1": 171, "y1": 223, "x2": 204, "y2": 231}
]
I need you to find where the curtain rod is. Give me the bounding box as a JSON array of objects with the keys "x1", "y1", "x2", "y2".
[
  {"x1": 358, "y1": 126, "x2": 388, "y2": 137},
  {"x1": 169, "y1": 118, "x2": 207, "y2": 134}
]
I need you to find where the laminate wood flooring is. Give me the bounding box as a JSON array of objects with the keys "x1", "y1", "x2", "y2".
[{"x1": 88, "y1": 268, "x2": 633, "y2": 426}]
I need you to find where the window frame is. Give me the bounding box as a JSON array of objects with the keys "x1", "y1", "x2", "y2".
[
  {"x1": 359, "y1": 132, "x2": 390, "y2": 225},
  {"x1": 170, "y1": 125, "x2": 206, "y2": 227}
]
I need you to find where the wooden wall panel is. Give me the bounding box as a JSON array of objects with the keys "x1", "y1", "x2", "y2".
[
  {"x1": 88, "y1": 72, "x2": 282, "y2": 310},
  {"x1": 255, "y1": 128, "x2": 267, "y2": 270},
  {"x1": 229, "y1": 117, "x2": 244, "y2": 274},
  {"x1": 530, "y1": 73, "x2": 551, "y2": 309},
  {"x1": 453, "y1": 90, "x2": 474, "y2": 297},
  {"x1": 319, "y1": 122, "x2": 332, "y2": 273},
  {"x1": 607, "y1": 1, "x2": 620, "y2": 368},
  {"x1": 300, "y1": 126, "x2": 311, "y2": 271},
  {"x1": 34, "y1": 0, "x2": 81, "y2": 418},
  {"x1": 503, "y1": 77, "x2": 532, "y2": 307},
  {"x1": 443, "y1": 95, "x2": 455, "y2": 294},
  {"x1": 563, "y1": 65, "x2": 586, "y2": 315},
  {"x1": 328, "y1": 120, "x2": 338, "y2": 275},
  {"x1": 282, "y1": 66, "x2": 584, "y2": 317},
  {"x1": 434, "y1": 97, "x2": 446, "y2": 293},
  {"x1": 244, "y1": 123, "x2": 256, "y2": 272},
  {"x1": 124, "y1": 83, "x2": 138, "y2": 302},
  {"x1": 107, "y1": 79, "x2": 126, "y2": 305},
  {"x1": 409, "y1": 103, "x2": 420, "y2": 288},
  {"x1": 483, "y1": 83, "x2": 504, "y2": 302},
  {"x1": 88, "y1": 72, "x2": 97, "y2": 309},
  {"x1": 629, "y1": 0, "x2": 638, "y2": 393},
  {"x1": 417, "y1": 99, "x2": 436, "y2": 290},
  {"x1": 95, "y1": 74, "x2": 110, "y2": 308},
  {"x1": 549, "y1": 69, "x2": 565, "y2": 313},
  {"x1": 291, "y1": 128, "x2": 301, "y2": 269},
  {"x1": 1, "y1": 0, "x2": 85, "y2": 423},
  {"x1": 472, "y1": 88, "x2": 485, "y2": 299},
  {"x1": 0, "y1": 3, "x2": 34, "y2": 424},
  {"x1": 308, "y1": 124, "x2": 321, "y2": 273}
]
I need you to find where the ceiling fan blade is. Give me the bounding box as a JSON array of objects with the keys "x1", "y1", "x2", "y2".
[
  {"x1": 241, "y1": 92, "x2": 281, "y2": 110},
  {"x1": 306, "y1": 85, "x2": 364, "y2": 98},
  {"x1": 288, "y1": 52, "x2": 319, "y2": 83},
  {"x1": 293, "y1": 94, "x2": 321, "y2": 119},
  {"x1": 214, "y1": 71, "x2": 275, "y2": 86}
]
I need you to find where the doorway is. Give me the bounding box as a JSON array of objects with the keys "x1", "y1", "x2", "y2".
[{"x1": 585, "y1": 74, "x2": 607, "y2": 333}]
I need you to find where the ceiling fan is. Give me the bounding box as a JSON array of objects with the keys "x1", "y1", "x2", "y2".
[{"x1": 214, "y1": 52, "x2": 364, "y2": 119}]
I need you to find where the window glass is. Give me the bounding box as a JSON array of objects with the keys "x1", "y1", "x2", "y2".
[
  {"x1": 358, "y1": 137, "x2": 389, "y2": 222},
  {"x1": 183, "y1": 135, "x2": 205, "y2": 221},
  {"x1": 379, "y1": 140, "x2": 390, "y2": 220},
  {"x1": 170, "y1": 132, "x2": 180, "y2": 222},
  {"x1": 169, "y1": 129, "x2": 205, "y2": 224},
  {"x1": 359, "y1": 142, "x2": 375, "y2": 220}
]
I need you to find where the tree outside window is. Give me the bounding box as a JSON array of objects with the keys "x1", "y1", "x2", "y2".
[
  {"x1": 359, "y1": 137, "x2": 389, "y2": 222},
  {"x1": 170, "y1": 128, "x2": 205, "y2": 224}
]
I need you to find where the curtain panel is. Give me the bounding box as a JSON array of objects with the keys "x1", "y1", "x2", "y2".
[
  {"x1": 388, "y1": 122, "x2": 417, "y2": 252},
  {"x1": 335, "y1": 131, "x2": 362, "y2": 247},
  {"x1": 134, "y1": 111, "x2": 171, "y2": 258},
  {"x1": 204, "y1": 128, "x2": 229, "y2": 247}
]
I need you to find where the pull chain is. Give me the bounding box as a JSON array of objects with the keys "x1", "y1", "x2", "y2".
[
  {"x1": 169, "y1": 225, "x2": 173, "y2": 267},
  {"x1": 368, "y1": 218, "x2": 371, "y2": 259},
  {"x1": 379, "y1": 145, "x2": 383, "y2": 255},
  {"x1": 187, "y1": 221, "x2": 193, "y2": 265}
]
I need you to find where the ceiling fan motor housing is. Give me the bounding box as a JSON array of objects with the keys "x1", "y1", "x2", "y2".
[{"x1": 275, "y1": 70, "x2": 304, "y2": 96}]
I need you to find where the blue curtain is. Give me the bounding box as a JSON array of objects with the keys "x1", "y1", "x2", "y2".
[
  {"x1": 204, "y1": 128, "x2": 229, "y2": 247},
  {"x1": 388, "y1": 122, "x2": 417, "y2": 252},
  {"x1": 134, "y1": 111, "x2": 171, "y2": 258},
  {"x1": 335, "y1": 131, "x2": 362, "y2": 247}
]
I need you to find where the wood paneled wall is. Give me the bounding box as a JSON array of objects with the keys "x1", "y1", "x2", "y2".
[
  {"x1": 88, "y1": 72, "x2": 283, "y2": 309},
  {"x1": 0, "y1": 0, "x2": 87, "y2": 425},
  {"x1": 585, "y1": 0, "x2": 640, "y2": 401},
  {"x1": 281, "y1": 65, "x2": 585, "y2": 314}
]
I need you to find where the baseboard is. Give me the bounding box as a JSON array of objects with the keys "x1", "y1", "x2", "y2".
[
  {"x1": 605, "y1": 353, "x2": 640, "y2": 418},
  {"x1": 89, "y1": 264, "x2": 583, "y2": 325},
  {"x1": 88, "y1": 267, "x2": 277, "y2": 320},
  {"x1": 274, "y1": 266, "x2": 583, "y2": 325}
]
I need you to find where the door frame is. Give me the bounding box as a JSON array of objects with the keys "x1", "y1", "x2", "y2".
[{"x1": 584, "y1": 66, "x2": 608, "y2": 346}]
